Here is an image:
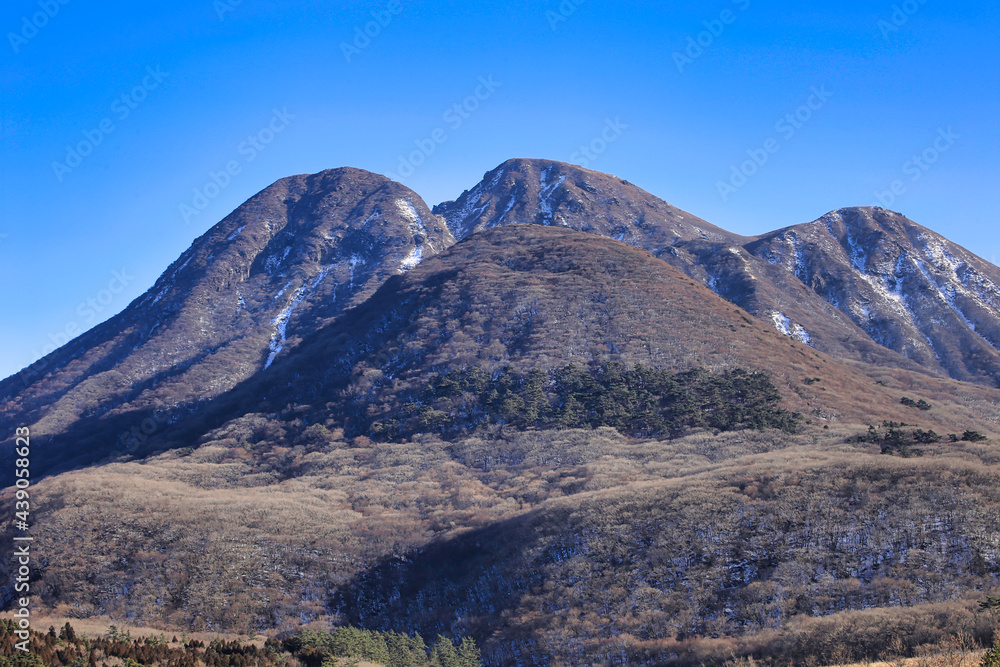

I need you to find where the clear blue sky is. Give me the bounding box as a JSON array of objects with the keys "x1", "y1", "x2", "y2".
[{"x1": 2, "y1": 0, "x2": 998, "y2": 380}]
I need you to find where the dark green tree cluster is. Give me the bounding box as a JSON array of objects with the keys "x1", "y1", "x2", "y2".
[
  {"x1": 851, "y1": 421, "x2": 939, "y2": 456},
  {"x1": 369, "y1": 363, "x2": 800, "y2": 440},
  {"x1": 853, "y1": 422, "x2": 990, "y2": 455},
  {"x1": 900, "y1": 396, "x2": 932, "y2": 410},
  {"x1": 284, "y1": 627, "x2": 480, "y2": 667}
]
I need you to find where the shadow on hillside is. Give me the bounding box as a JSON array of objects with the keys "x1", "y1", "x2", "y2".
[{"x1": 331, "y1": 510, "x2": 553, "y2": 666}]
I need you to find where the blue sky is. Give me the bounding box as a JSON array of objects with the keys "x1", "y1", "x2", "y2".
[{"x1": 1, "y1": 0, "x2": 998, "y2": 380}]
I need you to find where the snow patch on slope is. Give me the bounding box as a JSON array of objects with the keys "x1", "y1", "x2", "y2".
[
  {"x1": 761, "y1": 232, "x2": 808, "y2": 280},
  {"x1": 362, "y1": 208, "x2": 381, "y2": 228},
  {"x1": 538, "y1": 167, "x2": 566, "y2": 222},
  {"x1": 396, "y1": 200, "x2": 427, "y2": 236},
  {"x1": 264, "y1": 266, "x2": 335, "y2": 368},
  {"x1": 493, "y1": 196, "x2": 517, "y2": 226},
  {"x1": 912, "y1": 251, "x2": 1000, "y2": 350},
  {"x1": 791, "y1": 324, "x2": 811, "y2": 345},
  {"x1": 395, "y1": 199, "x2": 429, "y2": 272},
  {"x1": 399, "y1": 246, "x2": 423, "y2": 272},
  {"x1": 770, "y1": 311, "x2": 792, "y2": 335},
  {"x1": 769, "y1": 311, "x2": 812, "y2": 345}
]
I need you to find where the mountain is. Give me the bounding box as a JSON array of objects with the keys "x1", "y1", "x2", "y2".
[
  {"x1": 435, "y1": 159, "x2": 1000, "y2": 385},
  {"x1": 6, "y1": 221, "x2": 999, "y2": 667},
  {"x1": 150, "y1": 224, "x2": 944, "y2": 456},
  {"x1": 434, "y1": 158, "x2": 737, "y2": 245},
  {"x1": 0, "y1": 167, "x2": 453, "y2": 474},
  {"x1": 4, "y1": 160, "x2": 1000, "y2": 667},
  {"x1": 746, "y1": 206, "x2": 1000, "y2": 384},
  {"x1": 7, "y1": 159, "x2": 999, "y2": 477}
]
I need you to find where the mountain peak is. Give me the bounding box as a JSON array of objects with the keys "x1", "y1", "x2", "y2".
[
  {"x1": 746, "y1": 205, "x2": 1000, "y2": 383},
  {"x1": 1, "y1": 166, "x2": 454, "y2": 473},
  {"x1": 433, "y1": 157, "x2": 733, "y2": 244}
]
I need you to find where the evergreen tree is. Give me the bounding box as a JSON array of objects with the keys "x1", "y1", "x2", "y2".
[
  {"x1": 457, "y1": 637, "x2": 481, "y2": 667},
  {"x1": 430, "y1": 636, "x2": 460, "y2": 667}
]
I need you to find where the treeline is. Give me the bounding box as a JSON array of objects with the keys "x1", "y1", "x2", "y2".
[
  {"x1": 285, "y1": 627, "x2": 481, "y2": 666},
  {"x1": 0, "y1": 620, "x2": 280, "y2": 667},
  {"x1": 367, "y1": 363, "x2": 801, "y2": 440},
  {"x1": 0, "y1": 621, "x2": 481, "y2": 667}
]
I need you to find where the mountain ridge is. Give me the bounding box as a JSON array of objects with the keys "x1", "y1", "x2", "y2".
[
  {"x1": 4, "y1": 158, "x2": 1000, "y2": 477},
  {"x1": 432, "y1": 158, "x2": 1000, "y2": 385}
]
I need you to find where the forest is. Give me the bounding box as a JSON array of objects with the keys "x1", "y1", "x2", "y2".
[{"x1": 364, "y1": 363, "x2": 802, "y2": 441}]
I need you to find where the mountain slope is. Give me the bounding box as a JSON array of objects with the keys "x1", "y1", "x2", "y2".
[
  {"x1": 5, "y1": 160, "x2": 999, "y2": 477},
  {"x1": 338, "y1": 443, "x2": 1000, "y2": 665},
  {"x1": 139, "y1": 224, "x2": 982, "y2": 462},
  {"x1": 0, "y1": 167, "x2": 453, "y2": 474},
  {"x1": 434, "y1": 159, "x2": 1000, "y2": 384},
  {"x1": 747, "y1": 207, "x2": 1000, "y2": 384},
  {"x1": 7, "y1": 222, "x2": 999, "y2": 661}
]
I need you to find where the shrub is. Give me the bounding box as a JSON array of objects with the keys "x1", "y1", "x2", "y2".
[{"x1": 982, "y1": 643, "x2": 1000, "y2": 667}]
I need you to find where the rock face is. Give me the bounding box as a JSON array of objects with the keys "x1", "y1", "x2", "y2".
[
  {"x1": 195, "y1": 224, "x2": 861, "y2": 419},
  {"x1": 104, "y1": 225, "x2": 940, "y2": 464},
  {"x1": 0, "y1": 167, "x2": 453, "y2": 473}
]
